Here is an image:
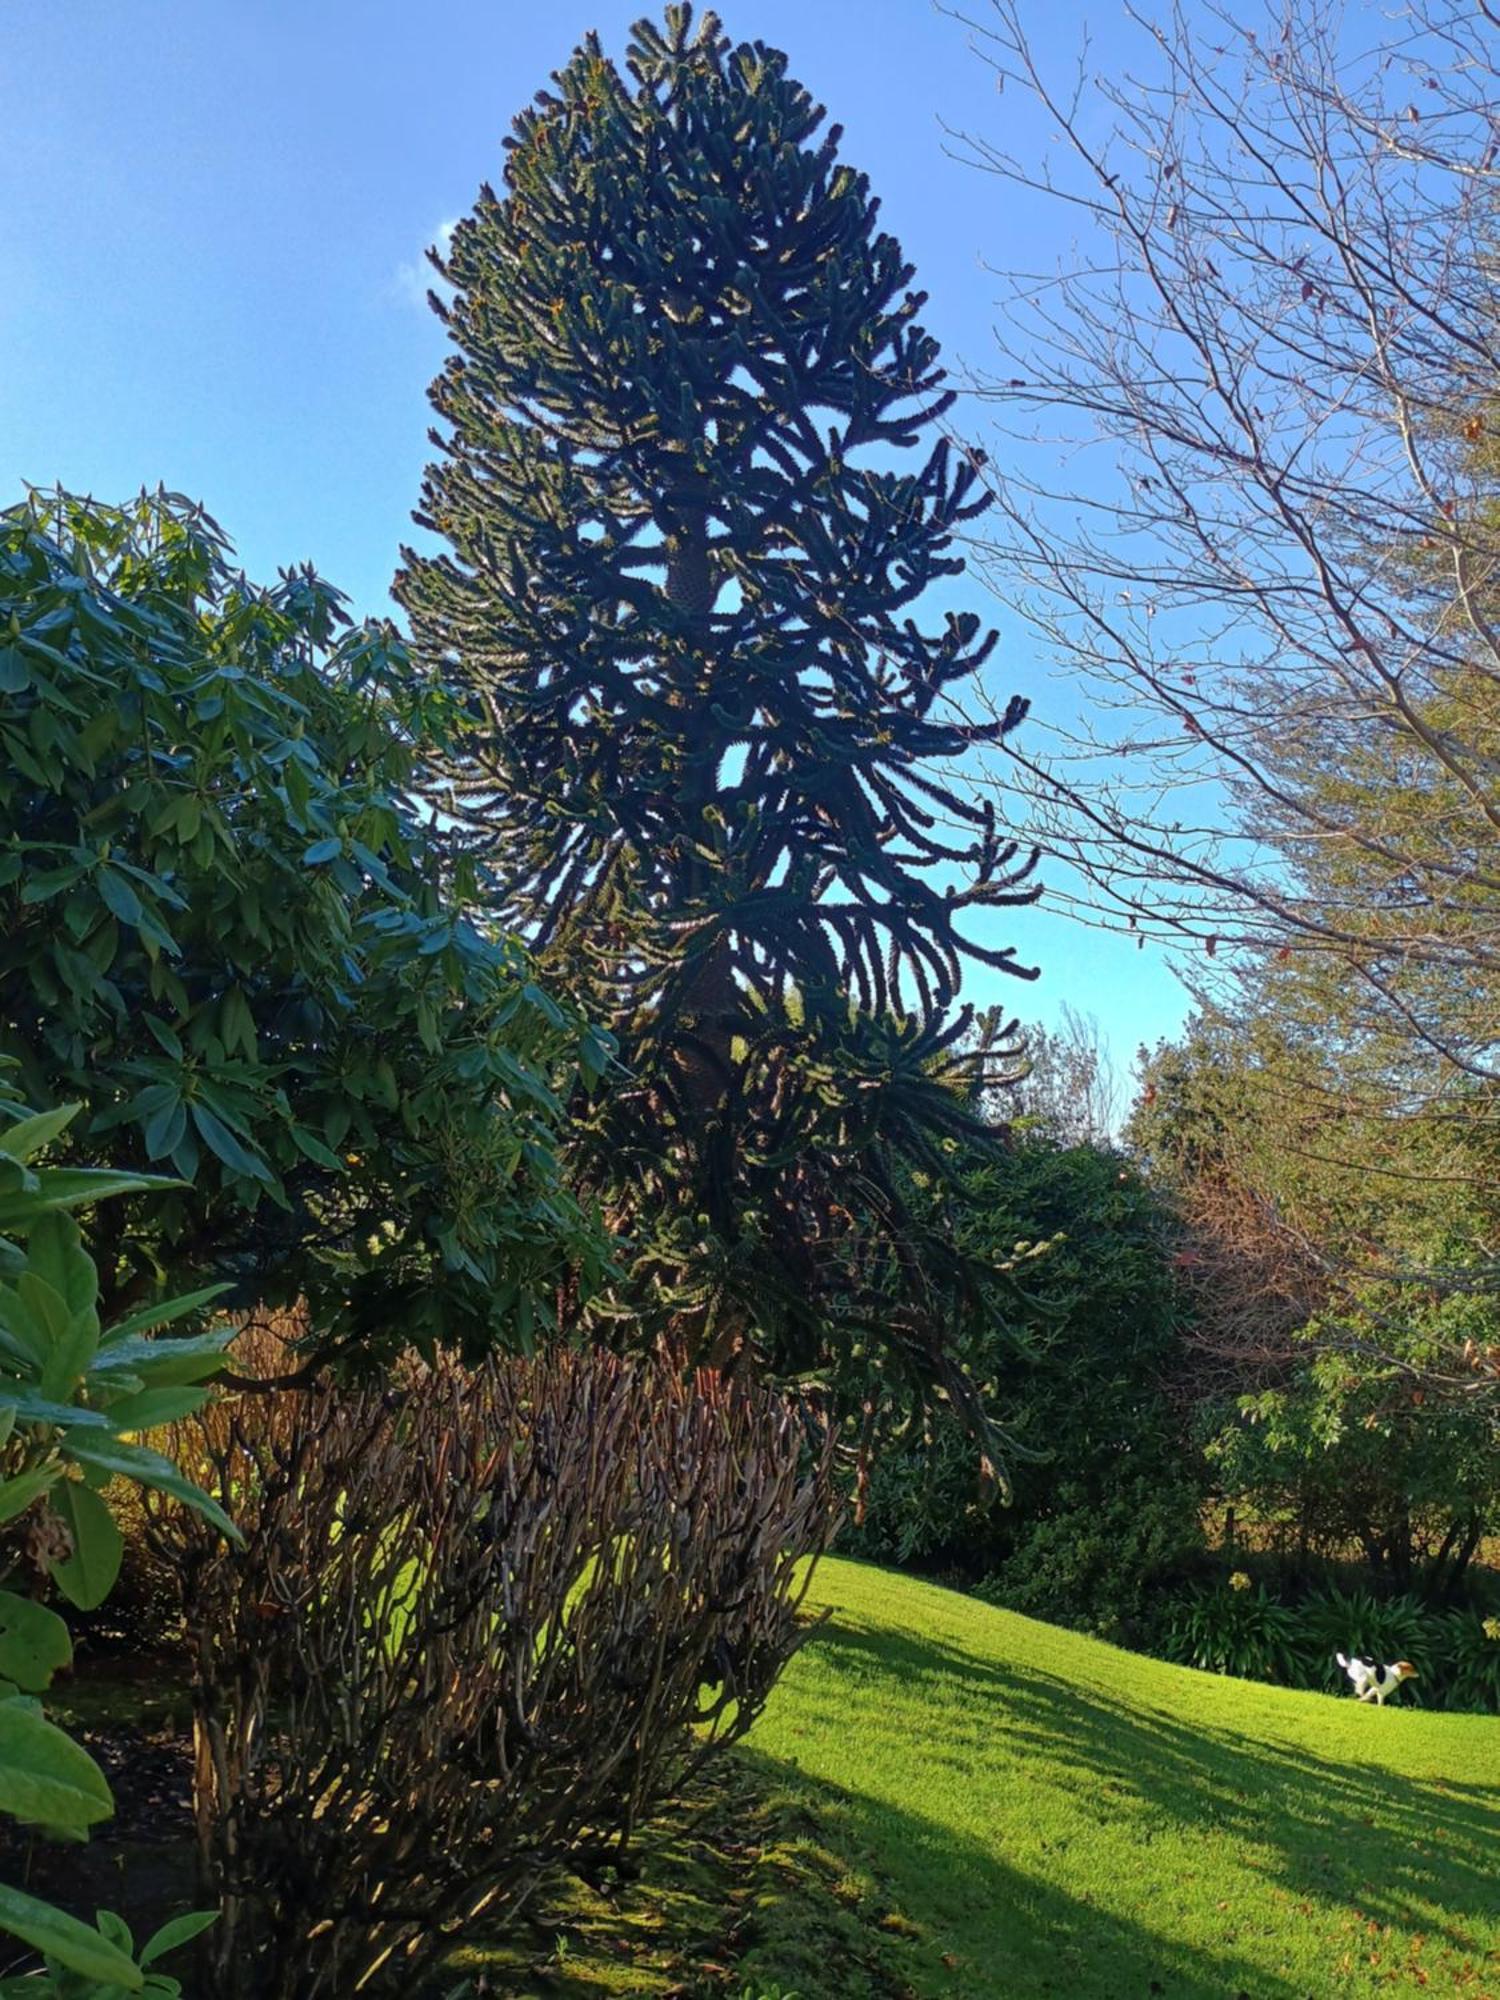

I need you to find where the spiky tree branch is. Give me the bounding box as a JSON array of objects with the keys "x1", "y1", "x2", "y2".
[{"x1": 396, "y1": 6, "x2": 1040, "y2": 1402}]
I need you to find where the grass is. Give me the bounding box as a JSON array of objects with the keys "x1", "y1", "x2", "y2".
[
  {"x1": 470, "y1": 1557, "x2": 1500, "y2": 1999},
  {"x1": 36, "y1": 1558, "x2": 1500, "y2": 1997}
]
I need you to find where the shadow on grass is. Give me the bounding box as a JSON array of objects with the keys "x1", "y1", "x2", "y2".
[
  {"x1": 786, "y1": 1616, "x2": 1497, "y2": 1963},
  {"x1": 735, "y1": 1735, "x2": 1325, "y2": 2000}
]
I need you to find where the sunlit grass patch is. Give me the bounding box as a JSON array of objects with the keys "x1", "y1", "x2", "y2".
[{"x1": 462, "y1": 1558, "x2": 1500, "y2": 1999}]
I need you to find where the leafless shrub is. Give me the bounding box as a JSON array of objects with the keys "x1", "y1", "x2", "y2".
[{"x1": 144, "y1": 1341, "x2": 836, "y2": 1999}]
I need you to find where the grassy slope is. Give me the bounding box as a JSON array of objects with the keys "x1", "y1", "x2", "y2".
[
  {"x1": 730, "y1": 1558, "x2": 1500, "y2": 2000},
  {"x1": 40, "y1": 1559, "x2": 1499, "y2": 1996}
]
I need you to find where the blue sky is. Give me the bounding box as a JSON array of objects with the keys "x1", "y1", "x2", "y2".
[{"x1": 2, "y1": 0, "x2": 1194, "y2": 1079}]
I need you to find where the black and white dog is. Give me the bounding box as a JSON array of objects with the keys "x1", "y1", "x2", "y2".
[{"x1": 1336, "y1": 1653, "x2": 1418, "y2": 1705}]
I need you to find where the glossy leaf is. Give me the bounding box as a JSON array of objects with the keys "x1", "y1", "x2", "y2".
[
  {"x1": 48, "y1": 1481, "x2": 123, "y2": 1611},
  {"x1": 0, "y1": 1697, "x2": 113, "y2": 1829},
  {"x1": 0, "y1": 1882, "x2": 143, "y2": 1990},
  {"x1": 65, "y1": 1437, "x2": 240, "y2": 1545},
  {"x1": 0, "y1": 1591, "x2": 72, "y2": 1693},
  {"x1": 0, "y1": 1464, "x2": 60, "y2": 1525},
  {"x1": 138, "y1": 1908, "x2": 218, "y2": 1969}
]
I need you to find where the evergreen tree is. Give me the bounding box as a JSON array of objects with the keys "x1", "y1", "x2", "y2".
[{"x1": 396, "y1": 6, "x2": 1039, "y2": 1402}]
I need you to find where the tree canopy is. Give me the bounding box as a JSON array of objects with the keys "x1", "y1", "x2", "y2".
[{"x1": 396, "y1": 5, "x2": 1038, "y2": 1393}]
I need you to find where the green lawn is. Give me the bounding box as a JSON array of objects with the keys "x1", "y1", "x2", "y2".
[
  {"x1": 727, "y1": 1558, "x2": 1500, "y2": 2000},
  {"x1": 38, "y1": 1559, "x2": 1499, "y2": 1994}
]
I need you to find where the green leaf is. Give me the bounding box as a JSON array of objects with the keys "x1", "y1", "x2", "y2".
[
  {"x1": 372, "y1": 1057, "x2": 400, "y2": 1111},
  {"x1": 25, "y1": 1271, "x2": 100, "y2": 1401},
  {"x1": 302, "y1": 837, "x2": 341, "y2": 865},
  {"x1": 64, "y1": 1437, "x2": 240, "y2": 1545},
  {"x1": 0, "y1": 1386, "x2": 113, "y2": 1431},
  {"x1": 26, "y1": 1211, "x2": 97, "y2": 1320},
  {"x1": 48, "y1": 1481, "x2": 123, "y2": 1610},
  {"x1": 99, "y1": 1284, "x2": 231, "y2": 1343},
  {"x1": 144, "y1": 1095, "x2": 187, "y2": 1162},
  {"x1": 96, "y1": 867, "x2": 143, "y2": 926},
  {"x1": 0, "y1": 1277, "x2": 51, "y2": 1369},
  {"x1": 138, "y1": 1908, "x2": 218, "y2": 1968},
  {"x1": 220, "y1": 987, "x2": 256, "y2": 1059},
  {"x1": 0, "y1": 1697, "x2": 114, "y2": 1829},
  {"x1": 189, "y1": 1104, "x2": 270, "y2": 1183},
  {"x1": 143, "y1": 1015, "x2": 185, "y2": 1062},
  {"x1": 92, "y1": 1327, "x2": 232, "y2": 1384},
  {"x1": 96, "y1": 1907, "x2": 134, "y2": 1955},
  {"x1": 17, "y1": 1270, "x2": 74, "y2": 1347},
  {"x1": 167, "y1": 1126, "x2": 200, "y2": 1181},
  {"x1": 0, "y1": 1590, "x2": 72, "y2": 1692},
  {"x1": 0, "y1": 1465, "x2": 60, "y2": 1525},
  {"x1": 0, "y1": 1882, "x2": 144, "y2": 1990},
  {"x1": 102, "y1": 1385, "x2": 211, "y2": 1433},
  {"x1": 0, "y1": 1105, "x2": 81, "y2": 1165},
  {"x1": 19, "y1": 863, "x2": 87, "y2": 905},
  {"x1": 287, "y1": 1123, "x2": 345, "y2": 1172},
  {"x1": 0, "y1": 1167, "x2": 175, "y2": 1230}
]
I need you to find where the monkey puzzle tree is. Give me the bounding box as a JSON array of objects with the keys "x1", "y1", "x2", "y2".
[{"x1": 396, "y1": 6, "x2": 1038, "y2": 1405}]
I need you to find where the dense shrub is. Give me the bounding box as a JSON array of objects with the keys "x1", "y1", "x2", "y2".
[
  {"x1": 1158, "y1": 1578, "x2": 1302, "y2": 1685},
  {"x1": 847, "y1": 1140, "x2": 1203, "y2": 1637},
  {"x1": 0, "y1": 488, "x2": 611, "y2": 1364},
  {"x1": 145, "y1": 1342, "x2": 837, "y2": 1999},
  {"x1": 973, "y1": 1479, "x2": 1205, "y2": 1641},
  {"x1": 1133, "y1": 1021, "x2": 1500, "y2": 1597},
  {"x1": 1157, "y1": 1574, "x2": 1500, "y2": 1711},
  {"x1": 1441, "y1": 1606, "x2": 1500, "y2": 1712},
  {"x1": 1291, "y1": 1581, "x2": 1434, "y2": 1695}
]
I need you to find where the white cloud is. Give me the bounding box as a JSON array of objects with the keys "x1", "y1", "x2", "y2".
[{"x1": 393, "y1": 218, "x2": 460, "y2": 308}]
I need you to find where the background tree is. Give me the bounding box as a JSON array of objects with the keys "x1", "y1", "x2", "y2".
[
  {"x1": 1003, "y1": 1004, "x2": 1121, "y2": 1148},
  {"x1": 396, "y1": 7, "x2": 1039, "y2": 1409},
  {"x1": 843, "y1": 1132, "x2": 1202, "y2": 1640},
  {"x1": 1131, "y1": 1015, "x2": 1500, "y2": 1595},
  {"x1": 0, "y1": 488, "x2": 610, "y2": 1365},
  {"x1": 948, "y1": 0, "x2": 1500, "y2": 1409}
]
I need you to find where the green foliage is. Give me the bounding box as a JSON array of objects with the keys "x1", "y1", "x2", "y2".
[
  {"x1": 847, "y1": 1139, "x2": 1203, "y2": 1631},
  {"x1": 1204, "y1": 1334, "x2": 1496, "y2": 1586},
  {"x1": 972, "y1": 1482, "x2": 1203, "y2": 1641},
  {"x1": 1132, "y1": 1017, "x2": 1500, "y2": 1594},
  {"x1": 0, "y1": 1896, "x2": 215, "y2": 1998},
  {"x1": 0, "y1": 1081, "x2": 227, "y2": 1992},
  {"x1": 0, "y1": 488, "x2": 611, "y2": 1362},
  {"x1": 1440, "y1": 1606, "x2": 1500, "y2": 1712},
  {"x1": 1292, "y1": 1582, "x2": 1431, "y2": 1694},
  {"x1": 1157, "y1": 1575, "x2": 1500, "y2": 1711},
  {"x1": 395, "y1": 7, "x2": 1038, "y2": 1387},
  {"x1": 1160, "y1": 1579, "x2": 1302, "y2": 1684}
]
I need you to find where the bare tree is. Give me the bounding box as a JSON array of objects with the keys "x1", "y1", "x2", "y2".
[
  {"x1": 941, "y1": 0, "x2": 1500, "y2": 1414},
  {"x1": 948, "y1": 0, "x2": 1500, "y2": 1112},
  {"x1": 1002, "y1": 1002, "x2": 1124, "y2": 1143}
]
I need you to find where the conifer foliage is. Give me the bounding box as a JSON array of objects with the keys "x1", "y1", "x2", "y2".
[{"x1": 397, "y1": 6, "x2": 1039, "y2": 1380}]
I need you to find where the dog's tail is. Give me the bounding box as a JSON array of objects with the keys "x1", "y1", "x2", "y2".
[{"x1": 1336, "y1": 1652, "x2": 1350, "y2": 1671}]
